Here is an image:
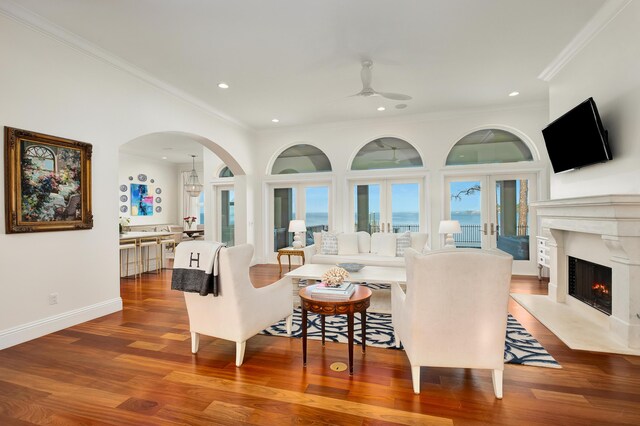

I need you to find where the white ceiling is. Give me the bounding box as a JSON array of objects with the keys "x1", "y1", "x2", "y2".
[
  {"x1": 120, "y1": 133, "x2": 206, "y2": 164},
  {"x1": 14, "y1": 0, "x2": 606, "y2": 130}
]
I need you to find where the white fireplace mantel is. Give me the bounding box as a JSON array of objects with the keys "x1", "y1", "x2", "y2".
[{"x1": 520, "y1": 194, "x2": 640, "y2": 353}]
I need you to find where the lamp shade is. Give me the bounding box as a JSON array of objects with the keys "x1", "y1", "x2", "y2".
[
  {"x1": 439, "y1": 220, "x2": 461, "y2": 234},
  {"x1": 288, "y1": 220, "x2": 306, "y2": 233}
]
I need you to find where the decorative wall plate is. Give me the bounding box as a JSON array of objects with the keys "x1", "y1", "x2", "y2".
[
  {"x1": 155, "y1": 206, "x2": 162, "y2": 213},
  {"x1": 137, "y1": 174, "x2": 147, "y2": 182},
  {"x1": 150, "y1": 179, "x2": 155, "y2": 183},
  {"x1": 119, "y1": 184, "x2": 127, "y2": 192},
  {"x1": 155, "y1": 188, "x2": 162, "y2": 194},
  {"x1": 120, "y1": 205, "x2": 128, "y2": 213},
  {"x1": 155, "y1": 197, "x2": 162, "y2": 203},
  {"x1": 120, "y1": 195, "x2": 128, "y2": 202},
  {"x1": 128, "y1": 176, "x2": 133, "y2": 181}
]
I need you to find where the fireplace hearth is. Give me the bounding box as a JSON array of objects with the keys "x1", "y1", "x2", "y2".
[{"x1": 568, "y1": 256, "x2": 612, "y2": 316}]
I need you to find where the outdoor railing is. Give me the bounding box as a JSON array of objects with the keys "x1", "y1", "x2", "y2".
[{"x1": 273, "y1": 224, "x2": 329, "y2": 250}]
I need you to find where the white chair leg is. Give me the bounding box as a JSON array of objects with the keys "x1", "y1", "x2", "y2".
[
  {"x1": 191, "y1": 332, "x2": 199, "y2": 354},
  {"x1": 285, "y1": 314, "x2": 293, "y2": 336},
  {"x1": 235, "y1": 341, "x2": 246, "y2": 367},
  {"x1": 492, "y1": 369, "x2": 503, "y2": 399},
  {"x1": 411, "y1": 365, "x2": 421, "y2": 394},
  {"x1": 394, "y1": 330, "x2": 400, "y2": 348}
]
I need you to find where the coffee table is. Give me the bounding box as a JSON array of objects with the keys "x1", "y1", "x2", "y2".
[
  {"x1": 299, "y1": 284, "x2": 372, "y2": 375},
  {"x1": 284, "y1": 264, "x2": 405, "y2": 312}
]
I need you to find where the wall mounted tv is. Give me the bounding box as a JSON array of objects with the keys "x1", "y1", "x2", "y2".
[{"x1": 542, "y1": 97, "x2": 612, "y2": 173}]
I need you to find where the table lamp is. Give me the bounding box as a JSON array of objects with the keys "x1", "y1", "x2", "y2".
[
  {"x1": 439, "y1": 220, "x2": 462, "y2": 248},
  {"x1": 288, "y1": 220, "x2": 307, "y2": 248}
]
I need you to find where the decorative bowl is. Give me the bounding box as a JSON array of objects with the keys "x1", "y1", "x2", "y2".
[{"x1": 337, "y1": 263, "x2": 365, "y2": 273}]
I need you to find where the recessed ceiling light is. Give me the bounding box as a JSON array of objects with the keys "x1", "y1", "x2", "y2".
[
  {"x1": 217, "y1": 82, "x2": 229, "y2": 89},
  {"x1": 272, "y1": 118, "x2": 280, "y2": 123},
  {"x1": 377, "y1": 106, "x2": 386, "y2": 111},
  {"x1": 161, "y1": 156, "x2": 167, "y2": 160},
  {"x1": 509, "y1": 91, "x2": 520, "y2": 97}
]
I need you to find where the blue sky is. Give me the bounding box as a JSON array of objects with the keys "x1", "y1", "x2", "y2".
[{"x1": 305, "y1": 181, "x2": 486, "y2": 213}]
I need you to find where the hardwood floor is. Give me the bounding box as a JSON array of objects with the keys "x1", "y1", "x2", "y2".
[{"x1": 1, "y1": 265, "x2": 639, "y2": 425}]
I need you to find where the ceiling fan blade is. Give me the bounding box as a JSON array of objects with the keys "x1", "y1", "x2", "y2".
[{"x1": 378, "y1": 91, "x2": 412, "y2": 101}]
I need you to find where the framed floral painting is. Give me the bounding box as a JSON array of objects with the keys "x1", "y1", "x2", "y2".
[{"x1": 4, "y1": 126, "x2": 93, "y2": 233}]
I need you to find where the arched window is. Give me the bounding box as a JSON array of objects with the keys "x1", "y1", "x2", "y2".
[
  {"x1": 271, "y1": 144, "x2": 332, "y2": 174},
  {"x1": 351, "y1": 137, "x2": 423, "y2": 171},
  {"x1": 219, "y1": 166, "x2": 234, "y2": 178},
  {"x1": 446, "y1": 129, "x2": 533, "y2": 166},
  {"x1": 24, "y1": 145, "x2": 55, "y2": 171}
]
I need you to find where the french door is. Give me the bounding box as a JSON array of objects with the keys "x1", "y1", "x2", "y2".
[
  {"x1": 351, "y1": 179, "x2": 422, "y2": 233},
  {"x1": 210, "y1": 184, "x2": 235, "y2": 246},
  {"x1": 271, "y1": 183, "x2": 330, "y2": 252},
  {"x1": 444, "y1": 173, "x2": 537, "y2": 274},
  {"x1": 217, "y1": 185, "x2": 235, "y2": 247}
]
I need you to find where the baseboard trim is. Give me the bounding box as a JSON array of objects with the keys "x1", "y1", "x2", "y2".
[{"x1": 0, "y1": 298, "x2": 123, "y2": 350}]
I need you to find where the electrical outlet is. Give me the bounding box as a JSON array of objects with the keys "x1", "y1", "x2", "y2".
[{"x1": 49, "y1": 293, "x2": 58, "y2": 305}]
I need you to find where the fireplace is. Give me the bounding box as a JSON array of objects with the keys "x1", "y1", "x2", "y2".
[{"x1": 568, "y1": 256, "x2": 612, "y2": 316}]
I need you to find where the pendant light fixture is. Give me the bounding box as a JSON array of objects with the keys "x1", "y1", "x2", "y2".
[{"x1": 185, "y1": 155, "x2": 203, "y2": 197}]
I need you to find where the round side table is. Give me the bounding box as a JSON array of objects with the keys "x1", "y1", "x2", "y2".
[{"x1": 299, "y1": 284, "x2": 372, "y2": 375}]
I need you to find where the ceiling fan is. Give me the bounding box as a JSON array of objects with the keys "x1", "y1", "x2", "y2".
[
  {"x1": 351, "y1": 60, "x2": 412, "y2": 101},
  {"x1": 373, "y1": 146, "x2": 402, "y2": 164}
]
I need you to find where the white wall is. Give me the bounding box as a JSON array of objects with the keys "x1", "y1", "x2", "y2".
[
  {"x1": 0, "y1": 12, "x2": 255, "y2": 348},
  {"x1": 254, "y1": 104, "x2": 550, "y2": 263},
  {"x1": 118, "y1": 153, "x2": 181, "y2": 226},
  {"x1": 548, "y1": 1, "x2": 640, "y2": 199}
]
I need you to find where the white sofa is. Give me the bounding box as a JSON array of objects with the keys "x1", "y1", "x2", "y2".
[{"x1": 302, "y1": 231, "x2": 429, "y2": 268}]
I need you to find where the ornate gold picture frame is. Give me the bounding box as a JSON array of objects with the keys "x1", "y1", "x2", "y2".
[{"x1": 4, "y1": 127, "x2": 93, "y2": 233}]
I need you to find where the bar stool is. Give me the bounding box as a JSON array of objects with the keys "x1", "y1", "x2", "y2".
[
  {"x1": 158, "y1": 234, "x2": 177, "y2": 269},
  {"x1": 139, "y1": 236, "x2": 161, "y2": 274},
  {"x1": 119, "y1": 238, "x2": 138, "y2": 278}
]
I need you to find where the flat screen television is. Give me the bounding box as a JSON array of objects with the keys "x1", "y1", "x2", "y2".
[{"x1": 542, "y1": 97, "x2": 612, "y2": 173}]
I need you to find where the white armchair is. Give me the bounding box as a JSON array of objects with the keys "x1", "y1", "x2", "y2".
[
  {"x1": 392, "y1": 248, "x2": 513, "y2": 397},
  {"x1": 183, "y1": 243, "x2": 293, "y2": 366}
]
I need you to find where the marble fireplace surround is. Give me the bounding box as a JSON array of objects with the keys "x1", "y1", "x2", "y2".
[{"x1": 513, "y1": 195, "x2": 640, "y2": 355}]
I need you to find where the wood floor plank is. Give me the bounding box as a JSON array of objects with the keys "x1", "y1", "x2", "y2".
[{"x1": 0, "y1": 265, "x2": 639, "y2": 424}]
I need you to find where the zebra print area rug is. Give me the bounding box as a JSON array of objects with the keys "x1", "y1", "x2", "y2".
[{"x1": 261, "y1": 309, "x2": 561, "y2": 369}]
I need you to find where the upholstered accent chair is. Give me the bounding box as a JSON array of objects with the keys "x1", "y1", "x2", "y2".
[
  {"x1": 183, "y1": 243, "x2": 293, "y2": 366},
  {"x1": 392, "y1": 248, "x2": 513, "y2": 397}
]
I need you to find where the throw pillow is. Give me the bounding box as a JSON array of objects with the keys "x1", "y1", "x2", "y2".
[
  {"x1": 396, "y1": 231, "x2": 412, "y2": 256},
  {"x1": 320, "y1": 231, "x2": 339, "y2": 255},
  {"x1": 422, "y1": 241, "x2": 431, "y2": 253},
  {"x1": 370, "y1": 232, "x2": 397, "y2": 257},
  {"x1": 338, "y1": 233, "x2": 359, "y2": 255},
  {"x1": 313, "y1": 231, "x2": 323, "y2": 248}
]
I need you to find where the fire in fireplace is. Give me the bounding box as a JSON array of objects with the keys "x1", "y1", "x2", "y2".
[{"x1": 568, "y1": 256, "x2": 612, "y2": 315}]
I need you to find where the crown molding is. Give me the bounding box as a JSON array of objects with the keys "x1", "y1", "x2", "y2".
[
  {"x1": 538, "y1": 0, "x2": 632, "y2": 82},
  {"x1": 0, "y1": 0, "x2": 249, "y2": 130}
]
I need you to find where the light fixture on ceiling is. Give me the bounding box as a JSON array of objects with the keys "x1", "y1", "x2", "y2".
[
  {"x1": 509, "y1": 91, "x2": 520, "y2": 97},
  {"x1": 377, "y1": 106, "x2": 386, "y2": 111},
  {"x1": 272, "y1": 118, "x2": 280, "y2": 123},
  {"x1": 161, "y1": 156, "x2": 167, "y2": 160},
  {"x1": 218, "y1": 82, "x2": 229, "y2": 89},
  {"x1": 184, "y1": 155, "x2": 203, "y2": 197}
]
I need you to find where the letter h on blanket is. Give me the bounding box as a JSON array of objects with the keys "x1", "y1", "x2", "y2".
[{"x1": 171, "y1": 241, "x2": 224, "y2": 296}]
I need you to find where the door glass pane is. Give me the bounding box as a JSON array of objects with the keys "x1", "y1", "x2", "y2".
[
  {"x1": 495, "y1": 179, "x2": 530, "y2": 260},
  {"x1": 273, "y1": 188, "x2": 296, "y2": 250},
  {"x1": 354, "y1": 184, "x2": 380, "y2": 233},
  {"x1": 391, "y1": 183, "x2": 420, "y2": 233},
  {"x1": 449, "y1": 181, "x2": 482, "y2": 248},
  {"x1": 220, "y1": 189, "x2": 234, "y2": 247},
  {"x1": 305, "y1": 186, "x2": 328, "y2": 245}
]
